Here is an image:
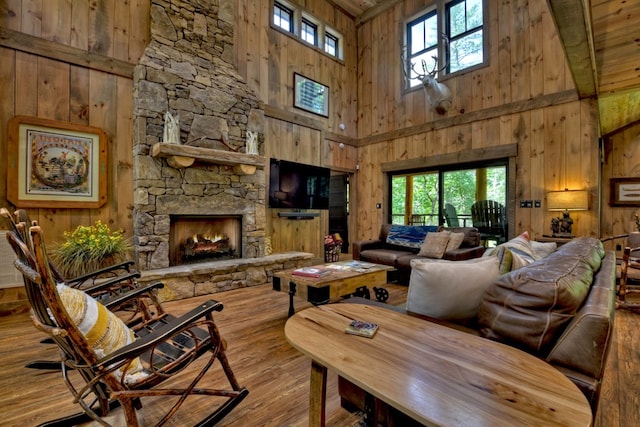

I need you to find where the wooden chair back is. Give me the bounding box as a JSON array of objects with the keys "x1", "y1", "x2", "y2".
[
  {"x1": 443, "y1": 203, "x2": 460, "y2": 227},
  {"x1": 471, "y1": 200, "x2": 507, "y2": 245}
]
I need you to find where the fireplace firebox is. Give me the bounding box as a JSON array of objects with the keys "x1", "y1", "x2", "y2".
[{"x1": 169, "y1": 215, "x2": 242, "y2": 266}]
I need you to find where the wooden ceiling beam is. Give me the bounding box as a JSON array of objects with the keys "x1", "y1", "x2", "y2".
[{"x1": 545, "y1": 0, "x2": 598, "y2": 98}]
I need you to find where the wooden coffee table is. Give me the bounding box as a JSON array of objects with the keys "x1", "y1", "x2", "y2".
[
  {"x1": 285, "y1": 303, "x2": 592, "y2": 427},
  {"x1": 273, "y1": 261, "x2": 392, "y2": 316}
]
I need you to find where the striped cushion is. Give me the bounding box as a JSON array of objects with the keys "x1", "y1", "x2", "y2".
[{"x1": 57, "y1": 284, "x2": 145, "y2": 381}]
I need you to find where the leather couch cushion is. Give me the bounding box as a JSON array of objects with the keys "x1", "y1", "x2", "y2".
[
  {"x1": 477, "y1": 237, "x2": 604, "y2": 356},
  {"x1": 407, "y1": 256, "x2": 499, "y2": 321},
  {"x1": 359, "y1": 248, "x2": 408, "y2": 266}
]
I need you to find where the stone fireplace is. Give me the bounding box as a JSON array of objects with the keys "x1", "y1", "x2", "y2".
[
  {"x1": 169, "y1": 215, "x2": 242, "y2": 265},
  {"x1": 132, "y1": 0, "x2": 267, "y2": 271}
]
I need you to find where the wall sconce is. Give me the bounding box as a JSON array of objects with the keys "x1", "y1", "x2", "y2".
[{"x1": 547, "y1": 189, "x2": 589, "y2": 237}]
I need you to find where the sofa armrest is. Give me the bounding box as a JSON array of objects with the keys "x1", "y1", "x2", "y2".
[
  {"x1": 352, "y1": 239, "x2": 384, "y2": 260},
  {"x1": 442, "y1": 246, "x2": 485, "y2": 261},
  {"x1": 545, "y1": 250, "x2": 616, "y2": 383}
]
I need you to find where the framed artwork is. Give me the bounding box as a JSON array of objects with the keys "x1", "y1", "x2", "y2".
[
  {"x1": 293, "y1": 73, "x2": 329, "y2": 117},
  {"x1": 609, "y1": 177, "x2": 640, "y2": 207},
  {"x1": 7, "y1": 116, "x2": 107, "y2": 208}
]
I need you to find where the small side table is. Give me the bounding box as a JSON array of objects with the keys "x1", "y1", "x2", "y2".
[{"x1": 537, "y1": 235, "x2": 574, "y2": 247}]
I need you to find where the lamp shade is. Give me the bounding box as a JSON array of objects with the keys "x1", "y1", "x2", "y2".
[{"x1": 547, "y1": 189, "x2": 589, "y2": 211}]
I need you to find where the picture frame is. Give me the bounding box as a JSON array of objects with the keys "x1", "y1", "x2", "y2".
[
  {"x1": 609, "y1": 177, "x2": 640, "y2": 207},
  {"x1": 293, "y1": 73, "x2": 329, "y2": 117},
  {"x1": 7, "y1": 116, "x2": 107, "y2": 208}
]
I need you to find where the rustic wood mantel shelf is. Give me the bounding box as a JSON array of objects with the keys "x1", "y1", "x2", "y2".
[{"x1": 151, "y1": 142, "x2": 265, "y2": 174}]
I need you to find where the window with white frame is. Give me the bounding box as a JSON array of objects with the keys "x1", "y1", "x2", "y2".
[
  {"x1": 405, "y1": 0, "x2": 484, "y2": 88},
  {"x1": 272, "y1": 1, "x2": 343, "y2": 60}
]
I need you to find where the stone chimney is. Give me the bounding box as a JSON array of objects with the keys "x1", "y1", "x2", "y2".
[{"x1": 132, "y1": 0, "x2": 266, "y2": 270}]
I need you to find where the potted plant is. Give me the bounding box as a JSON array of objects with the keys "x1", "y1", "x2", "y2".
[{"x1": 51, "y1": 220, "x2": 132, "y2": 278}]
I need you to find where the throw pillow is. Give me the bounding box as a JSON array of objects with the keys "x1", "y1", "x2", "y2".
[
  {"x1": 530, "y1": 240, "x2": 557, "y2": 260},
  {"x1": 492, "y1": 245, "x2": 514, "y2": 274},
  {"x1": 417, "y1": 231, "x2": 451, "y2": 259},
  {"x1": 57, "y1": 284, "x2": 146, "y2": 381},
  {"x1": 406, "y1": 256, "x2": 500, "y2": 321},
  {"x1": 483, "y1": 231, "x2": 536, "y2": 270},
  {"x1": 386, "y1": 224, "x2": 438, "y2": 249},
  {"x1": 445, "y1": 232, "x2": 465, "y2": 252}
]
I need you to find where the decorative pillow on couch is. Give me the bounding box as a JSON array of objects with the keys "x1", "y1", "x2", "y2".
[
  {"x1": 417, "y1": 231, "x2": 451, "y2": 258},
  {"x1": 406, "y1": 256, "x2": 500, "y2": 321},
  {"x1": 57, "y1": 284, "x2": 146, "y2": 381},
  {"x1": 484, "y1": 231, "x2": 536, "y2": 271},
  {"x1": 386, "y1": 224, "x2": 438, "y2": 249}
]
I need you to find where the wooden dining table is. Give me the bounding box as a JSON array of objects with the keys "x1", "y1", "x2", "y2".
[{"x1": 285, "y1": 303, "x2": 593, "y2": 427}]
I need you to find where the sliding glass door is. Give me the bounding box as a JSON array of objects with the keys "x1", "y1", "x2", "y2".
[{"x1": 390, "y1": 161, "x2": 507, "y2": 243}]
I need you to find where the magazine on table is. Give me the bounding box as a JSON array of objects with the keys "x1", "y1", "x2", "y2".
[
  {"x1": 345, "y1": 261, "x2": 376, "y2": 269},
  {"x1": 292, "y1": 267, "x2": 332, "y2": 278},
  {"x1": 345, "y1": 320, "x2": 379, "y2": 338}
]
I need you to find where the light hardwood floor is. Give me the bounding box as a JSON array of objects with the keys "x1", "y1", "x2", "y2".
[{"x1": 0, "y1": 282, "x2": 637, "y2": 426}]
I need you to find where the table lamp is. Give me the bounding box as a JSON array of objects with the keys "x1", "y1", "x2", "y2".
[{"x1": 547, "y1": 189, "x2": 588, "y2": 237}]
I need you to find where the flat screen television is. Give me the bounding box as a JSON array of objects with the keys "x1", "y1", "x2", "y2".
[{"x1": 269, "y1": 158, "x2": 330, "y2": 210}]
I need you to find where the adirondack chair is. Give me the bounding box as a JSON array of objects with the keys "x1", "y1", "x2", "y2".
[
  {"x1": 443, "y1": 203, "x2": 460, "y2": 227},
  {"x1": 471, "y1": 200, "x2": 507, "y2": 246},
  {"x1": 7, "y1": 223, "x2": 248, "y2": 426}
]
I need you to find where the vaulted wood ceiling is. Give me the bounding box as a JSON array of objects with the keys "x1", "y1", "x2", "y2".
[{"x1": 334, "y1": 0, "x2": 640, "y2": 137}]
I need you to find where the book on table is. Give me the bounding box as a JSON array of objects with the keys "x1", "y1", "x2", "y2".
[
  {"x1": 345, "y1": 320, "x2": 379, "y2": 338},
  {"x1": 292, "y1": 267, "x2": 332, "y2": 278},
  {"x1": 345, "y1": 261, "x2": 376, "y2": 269}
]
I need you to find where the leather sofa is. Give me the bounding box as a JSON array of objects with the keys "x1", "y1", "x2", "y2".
[
  {"x1": 353, "y1": 224, "x2": 485, "y2": 281},
  {"x1": 339, "y1": 237, "x2": 616, "y2": 421}
]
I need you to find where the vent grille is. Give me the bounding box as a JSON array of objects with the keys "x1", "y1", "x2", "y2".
[{"x1": 0, "y1": 231, "x2": 20, "y2": 289}]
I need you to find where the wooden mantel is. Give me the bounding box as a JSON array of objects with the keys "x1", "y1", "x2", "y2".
[{"x1": 151, "y1": 143, "x2": 265, "y2": 174}]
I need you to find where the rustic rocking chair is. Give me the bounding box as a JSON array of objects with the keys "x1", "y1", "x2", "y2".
[
  {"x1": 617, "y1": 246, "x2": 640, "y2": 312},
  {"x1": 1, "y1": 208, "x2": 167, "y2": 370},
  {"x1": 8, "y1": 224, "x2": 248, "y2": 426}
]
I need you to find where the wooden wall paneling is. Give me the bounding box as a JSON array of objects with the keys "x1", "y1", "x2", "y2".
[
  {"x1": 70, "y1": 0, "x2": 90, "y2": 50},
  {"x1": 579, "y1": 99, "x2": 599, "y2": 237},
  {"x1": 357, "y1": 23, "x2": 372, "y2": 136},
  {"x1": 128, "y1": 0, "x2": 149, "y2": 63},
  {"x1": 1, "y1": 1, "x2": 22, "y2": 31},
  {"x1": 115, "y1": 77, "x2": 134, "y2": 236},
  {"x1": 511, "y1": 0, "x2": 531, "y2": 101},
  {"x1": 41, "y1": 0, "x2": 71, "y2": 44},
  {"x1": 113, "y1": 0, "x2": 130, "y2": 62},
  {"x1": 69, "y1": 65, "x2": 90, "y2": 124},
  {"x1": 514, "y1": 112, "x2": 533, "y2": 234},
  {"x1": 530, "y1": 108, "x2": 546, "y2": 236},
  {"x1": 0, "y1": 47, "x2": 15, "y2": 212},
  {"x1": 268, "y1": 29, "x2": 282, "y2": 107},
  {"x1": 497, "y1": 0, "x2": 512, "y2": 105},
  {"x1": 528, "y1": 0, "x2": 544, "y2": 98},
  {"x1": 89, "y1": 0, "x2": 115, "y2": 57},
  {"x1": 36, "y1": 57, "x2": 70, "y2": 121},
  {"x1": 20, "y1": 0, "x2": 42, "y2": 36},
  {"x1": 541, "y1": 4, "x2": 567, "y2": 94}
]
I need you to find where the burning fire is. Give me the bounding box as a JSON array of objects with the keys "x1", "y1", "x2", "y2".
[{"x1": 192, "y1": 233, "x2": 225, "y2": 243}]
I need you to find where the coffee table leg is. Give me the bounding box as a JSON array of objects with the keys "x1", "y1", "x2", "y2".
[
  {"x1": 288, "y1": 281, "x2": 297, "y2": 317},
  {"x1": 309, "y1": 361, "x2": 327, "y2": 427}
]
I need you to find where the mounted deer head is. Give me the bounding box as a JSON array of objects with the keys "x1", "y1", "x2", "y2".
[{"x1": 402, "y1": 42, "x2": 452, "y2": 115}]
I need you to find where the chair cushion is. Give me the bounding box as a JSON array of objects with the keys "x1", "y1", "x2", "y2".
[
  {"x1": 531, "y1": 240, "x2": 558, "y2": 260},
  {"x1": 417, "y1": 231, "x2": 451, "y2": 258},
  {"x1": 484, "y1": 231, "x2": 536, "y2": 270},
  {"x1": 57, "y1": 284, "x2": 146, "y2": 381},
  {"x1": 406, "y1": 256, "x2": 500, "y2": 321},
  {"x1": 386, "y1": 225, "x2": 438, "y2": 249}
]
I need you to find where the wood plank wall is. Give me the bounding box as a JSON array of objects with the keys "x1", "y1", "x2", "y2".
[
  {"x1": 352, "y1": 0, "x2": 602, "y2": 242},
  {"x1": 235, "y1": 0, "x2": 359, "y2": 255},
  {"x1": 0, "y1": 0, "x2": 150, "y2": 245}
]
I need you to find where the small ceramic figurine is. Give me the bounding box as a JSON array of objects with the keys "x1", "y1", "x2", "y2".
[
  {"x1": 163, "y1": 111, "x2": 180, "y2": 143},
  {"x1": 245, "y1": 131, "x2": 258, "y2": 154}
]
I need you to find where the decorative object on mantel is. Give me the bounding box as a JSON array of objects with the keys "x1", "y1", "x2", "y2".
[
  {"x1": 245, "y1": 131, "x2": 259, "y2": 155},
  {"x1": 547, "y1": 189, "x2": 588, "y2": 237},
  {"x1": 163, "y1": 111, "x2": 180, "y2": 144}
]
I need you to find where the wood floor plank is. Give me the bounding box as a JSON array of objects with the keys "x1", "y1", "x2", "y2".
[{"x1": 0, "y1": 281, "x2": 637, "y2": 426}]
